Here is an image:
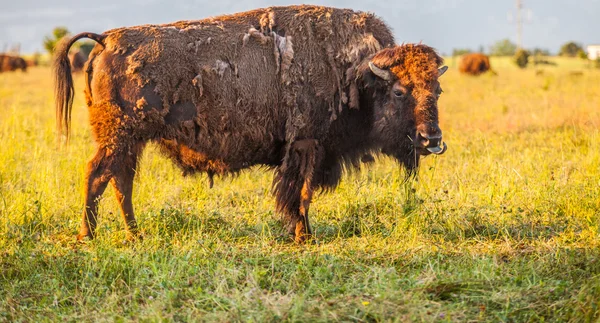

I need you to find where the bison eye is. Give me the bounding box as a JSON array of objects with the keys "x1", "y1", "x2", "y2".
[{"x1": 392, "y1": 84, "x2": 407, "y2": 98}]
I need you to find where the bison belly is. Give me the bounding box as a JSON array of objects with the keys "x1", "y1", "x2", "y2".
[
  {"x1": 157, "y1": 99, "x2": 286, "y2": 175},
  {"x1": 158, "y1": 134, "x2": 286, "y2": 176}
]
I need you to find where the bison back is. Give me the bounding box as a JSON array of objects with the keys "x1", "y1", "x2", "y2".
[{"x1": 86, "y1": 5, "x2": 395, "y2": 170}]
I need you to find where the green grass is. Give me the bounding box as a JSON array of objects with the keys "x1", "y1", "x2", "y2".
[{"x1": 1, "y1": 61, "x2": 599, "y2": 322}]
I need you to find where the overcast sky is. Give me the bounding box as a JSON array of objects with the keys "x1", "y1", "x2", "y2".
[{"x1": 1, "y1": 0, "x2": 599, "y2": 55}]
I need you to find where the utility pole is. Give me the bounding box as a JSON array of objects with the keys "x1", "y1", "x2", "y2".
[{"x1": 516, "y1": 0, "x2": 523, "y2": 49}]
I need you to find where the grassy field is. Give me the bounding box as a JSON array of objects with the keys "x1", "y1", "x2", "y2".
[{"x1": 1, "y1": 57, "x2": 599, "y2": 322}]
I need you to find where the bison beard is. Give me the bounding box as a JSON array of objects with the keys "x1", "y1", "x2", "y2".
[{"x1": 53, "y1": 5, "x2": 447, "y2": 243}]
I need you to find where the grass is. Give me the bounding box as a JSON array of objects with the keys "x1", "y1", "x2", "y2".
[{"x1": 1, "y1": 57, "x2": 599, "y2": 322}]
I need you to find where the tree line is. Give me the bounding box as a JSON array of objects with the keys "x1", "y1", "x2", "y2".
[{"x1": 452, "y1": 39, "x2": 588, "y2": 58}]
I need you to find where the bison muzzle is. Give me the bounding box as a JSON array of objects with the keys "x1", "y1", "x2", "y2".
[{"x1": 53, "y1": 5, "x2": 448, "y2": 243}]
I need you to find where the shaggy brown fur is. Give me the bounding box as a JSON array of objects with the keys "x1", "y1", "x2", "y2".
[
  {"x1": 459, "y1": 53, "x2": 492, "y2": 75},
  {"x1": 0, "y1": 54, "x2": 27, "y2": 72},
  {"x1": 53, "y1": 5, "x2": 448, "y2": 243},
  {"x1": 69, "y1": 50, "x2": 87, "y2": 72}
]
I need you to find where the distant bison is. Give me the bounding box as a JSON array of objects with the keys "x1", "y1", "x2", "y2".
[
  {"x1": 69, "y1": 50, "x2": 87, "y2": 72},
  {"x1": 54, "y1": 5, "x2": 448, "y2": 243},
  {"x1": 459, "y1": 53, "x2": 493, "y2": 75},
  {"x1": 26, "y1": 59, "x2": 38, "y2": 67},
  {"x1": 0, "y1": 54, "x2": 27, "y2": 72}
]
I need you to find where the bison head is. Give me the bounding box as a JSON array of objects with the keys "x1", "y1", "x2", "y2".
[{"x1": 361, "y1": 44, "x2": 447, "y2": 173}]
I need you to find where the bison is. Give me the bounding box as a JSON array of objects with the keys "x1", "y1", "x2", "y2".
[
  {"x1": 0, "y1": 54, "x2": 27, "y2": 72},
  {"x1": 26, "y1": 59, "x2": 38, "y2": 67},
  {"x1": 459, "y1": 53, "x2": 493, "y2": 75},
  {"x1": 69, "y1": 50, "x2": 86, "y2": 72},
  {"x1": 54, "y1": 5, "x2": 448, "y2": 243}
]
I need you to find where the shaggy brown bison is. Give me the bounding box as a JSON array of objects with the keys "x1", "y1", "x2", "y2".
[
  {"x1": 54, "y1": 5, "x2": 448, "y2": 243},
  {"x1": 0, "y1": 54, "x2": 27, "y2": 72},
  {"x1": 459, "y1": 53, "x2": 492, "y2": 75},
  {"x1": 69, "y1": 50, "x2": 86, "y2": 72}
]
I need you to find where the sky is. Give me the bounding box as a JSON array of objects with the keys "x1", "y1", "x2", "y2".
[{"x1": 1, "y1": 0, "x2": 599, "y2": 55}]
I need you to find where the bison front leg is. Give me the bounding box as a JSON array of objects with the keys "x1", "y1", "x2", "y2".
[
  {"x1": 296, "y1": 179, "x2": 314, "y2": 242},
  {"x1": 274, "y1": 139, "x2": 323, "y2": 243}
]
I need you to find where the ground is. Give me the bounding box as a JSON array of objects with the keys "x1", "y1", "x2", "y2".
[{"x1": 0, "y1": 57, "x2": 599, "y2": 321}]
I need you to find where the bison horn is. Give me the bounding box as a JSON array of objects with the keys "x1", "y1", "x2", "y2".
[
  {"x1": 438, "y1": 66, "x2": 448, "y2": 77},
  {"x1": 369, "y1": 61, "x2": 391, "y2": 81}
]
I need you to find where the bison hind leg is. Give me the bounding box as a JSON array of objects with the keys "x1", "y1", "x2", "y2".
[
  {"x1": 79, "y1": 143, "x2": 145, "y2": 241},
  {"x1": 80, "y1": 100, "x2": 146, "y2": 240},
  {"x1": 78, "y1": 148, "x2": 112, "y2": 240},
  {"x1": 110, "y1": 142, "x2": 146, "y2": 240}
]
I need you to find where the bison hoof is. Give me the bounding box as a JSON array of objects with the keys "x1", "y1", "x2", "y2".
[
  {"x1": 125, "y1": 230, "x2": 144, "y2": 242},
  {"x1": 294, "y1": 233, "x2": 313, "y2": 244},
  {"x1": 76, "y1": 233, "x2": 93, "y2": 242},
  {"x1": 294, "y1": 233, "x2": 319, "y2": 245},
  {"x1": 293, "y1": 220, "x2": 313, "y2": 244}
]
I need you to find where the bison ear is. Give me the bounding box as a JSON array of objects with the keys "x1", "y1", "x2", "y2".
[
  {"x1": 368, "y1": 61, "x2": 392, "y2": 81},
  {"x1": 438, "y1": 66, "x2": 448, "y2": 77}
]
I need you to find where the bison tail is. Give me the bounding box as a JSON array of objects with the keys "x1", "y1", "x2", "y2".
[{"x1": 53, "y1": 32, "x2": 105, "y2": 144}]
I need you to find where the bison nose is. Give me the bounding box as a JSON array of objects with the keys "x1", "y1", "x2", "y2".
[{"x1": 417, "y1": 132, "x2": 442, "y2": 148}]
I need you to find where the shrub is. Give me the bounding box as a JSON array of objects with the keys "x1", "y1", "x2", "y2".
[
  {"x1": 577, "y1": 49, "x2": 588, "y2": 60},
  {"x1": 514, "y1": 49, "x2": 530, "y2": 68},
  {"x1": 490, "y1": 39, "x2": 517, "y2": 56},
  {"x1": 559, "y1": 42, "x2": 584, "y2": 57},
  {"x1": 452, "y1": 48, "x2": 471, "y2": 56},
  {"x1": 43, "y1": 27, "x2": 69, "y2": 54},
  {"x1": 77, "y1": 41, "x2": 96, "y2": 57}
]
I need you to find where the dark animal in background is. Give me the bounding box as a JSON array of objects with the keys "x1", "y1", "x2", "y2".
[
  {"x1": 459, "y1": 53, "x2": 493, "y2": 75},
  {"x1": 26, "y1": 52, "x2": 41, "y2": 67},
  {"x1": 53, "y1": 5, "x2": 448, "y2": 243},
  {"x1": 0, "y1": 54, "x2": 27, "y2": 72},
  {"x1": 69, "y1": 50, "x2": 87, "y2": 72}
]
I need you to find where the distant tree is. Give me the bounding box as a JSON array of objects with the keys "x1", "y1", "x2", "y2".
[
  {"x1": 489, "y1": 39, "x2": 517, "y2": 56},
  {"x1": 43, "y1": 27, "x2": 69, "y2": 54},
  {"x1": 595, "y1": 58, "x2": 600, "y2": 69},
  {"x1": 559, "y1": 42, "x2": 584, "y2": 57},
  {"x1": 532, "y1": 48, "x2": 556, "y2": 66},
  {"x1": 452, "y1": 48, "x2": 472, "y2": 56},
  {"x1": 478, "y1": 45, "x2": 485, "y2": 54},
  {"x1": 514, "y1": 49, "x2": 530, "y2": 68},
  {"x1": 577, "y1": 49, "x2": 588, "y2": 59},
  {"x1": 532, "y1": 48, "x2": 551, "y2": 56},
  {"x1": 77, "y1": 41, "x2": 96, "y2": 57}
]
